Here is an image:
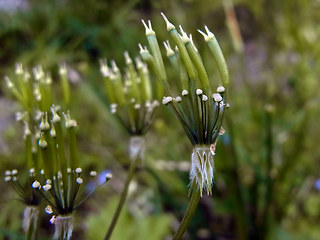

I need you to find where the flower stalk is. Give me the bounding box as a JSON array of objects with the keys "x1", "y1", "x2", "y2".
[
  {"x1": 100, "y1": 53, "x2": 158, "y2": 239},
  {"x1": 104, "y1": 136, "x2": 143, "y2": 240},
  {"x1": 173, "y1": 180, "x2": 201, "y2": 240}
]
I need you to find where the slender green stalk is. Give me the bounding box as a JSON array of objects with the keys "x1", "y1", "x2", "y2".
[
  {"x1": 259, "y1": 110, "x2": 273, "y2": 240},
  {"x1": 173, "y1": 180, "x2": 201, "y2": 240},
  {"x1": 104, "y1": 157, "x2": 139, "y2": 240}
]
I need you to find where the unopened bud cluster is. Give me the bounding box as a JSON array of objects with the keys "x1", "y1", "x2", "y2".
[{"x1": 100, "y1": 53, "x2": 159, "y2": 135}]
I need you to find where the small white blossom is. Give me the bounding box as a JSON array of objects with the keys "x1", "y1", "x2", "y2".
[
  {"x1": 162, "y1": 96, "x2": 173, "y2": 105},
  {"x1": 43, "y1": 184, "x2": 52, "y2": 191},
  {"x1": 196, "y1": 89, "x2": 203, "y2": 95},
  {"x1": 213, "y1": 93, "x2": 222, "y2": 102},
  {"x1": 106, "y1": 172, "x2": 113, "y2": 180},
  {"x1": 175, "y1": 96, "x2": 182, "y2": 102},
  {"x1": 182, "y1": 90, "x2": 189, "y2": 96},
  {"x1": 32, "y1": 181, "x2": 41, "y2": 189},
  {"x1": 76, "y1": 178, "x2": 83, "y2": 184},
  {"x1": 202, "y1": 95, "x2": 208, "y2": 101},
  {"x1": 217, "y1": 86, "x2": 225, "y2": 93},
  {"x1": 4, "y1": 176, "x2": 11, "y2": 182},
  {"x1": 45, "y1": 205, "x2": 53, "y2": 214}
]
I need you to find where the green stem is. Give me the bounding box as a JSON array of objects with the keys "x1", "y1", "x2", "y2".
[
  {"x1": 173, "y1": 181, "x2": 201, "y2": 240},
  {"x1": 259, "y1": 111, "x2": 273, "y2": 239},
  {"x1": 104, "y1": 157, "x2": 139, "y2": 240}
]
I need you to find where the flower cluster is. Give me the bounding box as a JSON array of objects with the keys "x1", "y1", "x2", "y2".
[
  {"x1": 31, "y1": 109, "x2": 111, "y2": 239},
  {"x1": 3, "y1": 63, "x2": 72, "y2": 238},
  {"x1": 140, "y1": 13, "x2": 230, "y2": 196},
  {"x1": 99, "y1": 52, "x2": 159, "y2": 136}
]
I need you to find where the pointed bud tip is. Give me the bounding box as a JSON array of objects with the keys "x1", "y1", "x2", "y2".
[
  {"x1": 160, "y1": 12, "x2": 175, "y2": 31},
  {"x1": 141, "y1": 19, "x2": 155, "y2": 35}
]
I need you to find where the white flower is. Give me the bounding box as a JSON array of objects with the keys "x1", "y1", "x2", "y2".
[
  {"x1": 43, "y1": 184, "x2": 52, "y2": 191},
  {"x1": 76, "y1": 178, "x2": 83, "y2": 184},
  {"x1": 202, "y1": 95, "x2": 208, "y2": 101},
  {"x1": 32, "y1": 181, "x2": 41, "y2": 189},
  {"x1": 162, "y1": 96, "x2": 173, "y2": 105},
  {"x1": 175, "y1": 96, "x2": 182, "y2": 102},
  {"x1": 212, "y1": 93, "x2": 222, "y2": 102},
  {"x1": 217, "y1": 86, "x2": 225, "y2": 93},
  {"x1": 45, "y1": 205, "x2": 53, "y2": 214},
  {"x1": 196, "y1": 89, "x2": 203, "y2": 95},
  {"x1": 182, "y1": 90, "x2": 189, "y2": 96},
  {"x1": 106, "y1": 172, "x2": 113, "y2": 180},
  {"x1": 4, "y1": 176, "x2": 11, "y2": 182}
]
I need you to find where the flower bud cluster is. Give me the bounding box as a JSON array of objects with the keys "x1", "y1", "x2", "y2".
[{"x1": 100, "y1": 53, "x2": 159, "y2": 135}]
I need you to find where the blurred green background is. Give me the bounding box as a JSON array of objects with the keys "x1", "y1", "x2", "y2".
[{"x1": 1, "y1": 0, "x2": 320, "y2": 239}]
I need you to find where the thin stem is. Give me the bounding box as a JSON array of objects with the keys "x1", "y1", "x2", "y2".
[
  {"x1": 173, "y1": 180, "x2": 201, "y2": 240},
  {"x1": 259, "y1": 111, "x2": 273, "y2": 240},
  {"x1": 104, "y1": 157, "x2": 139, "y2": 240}
]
